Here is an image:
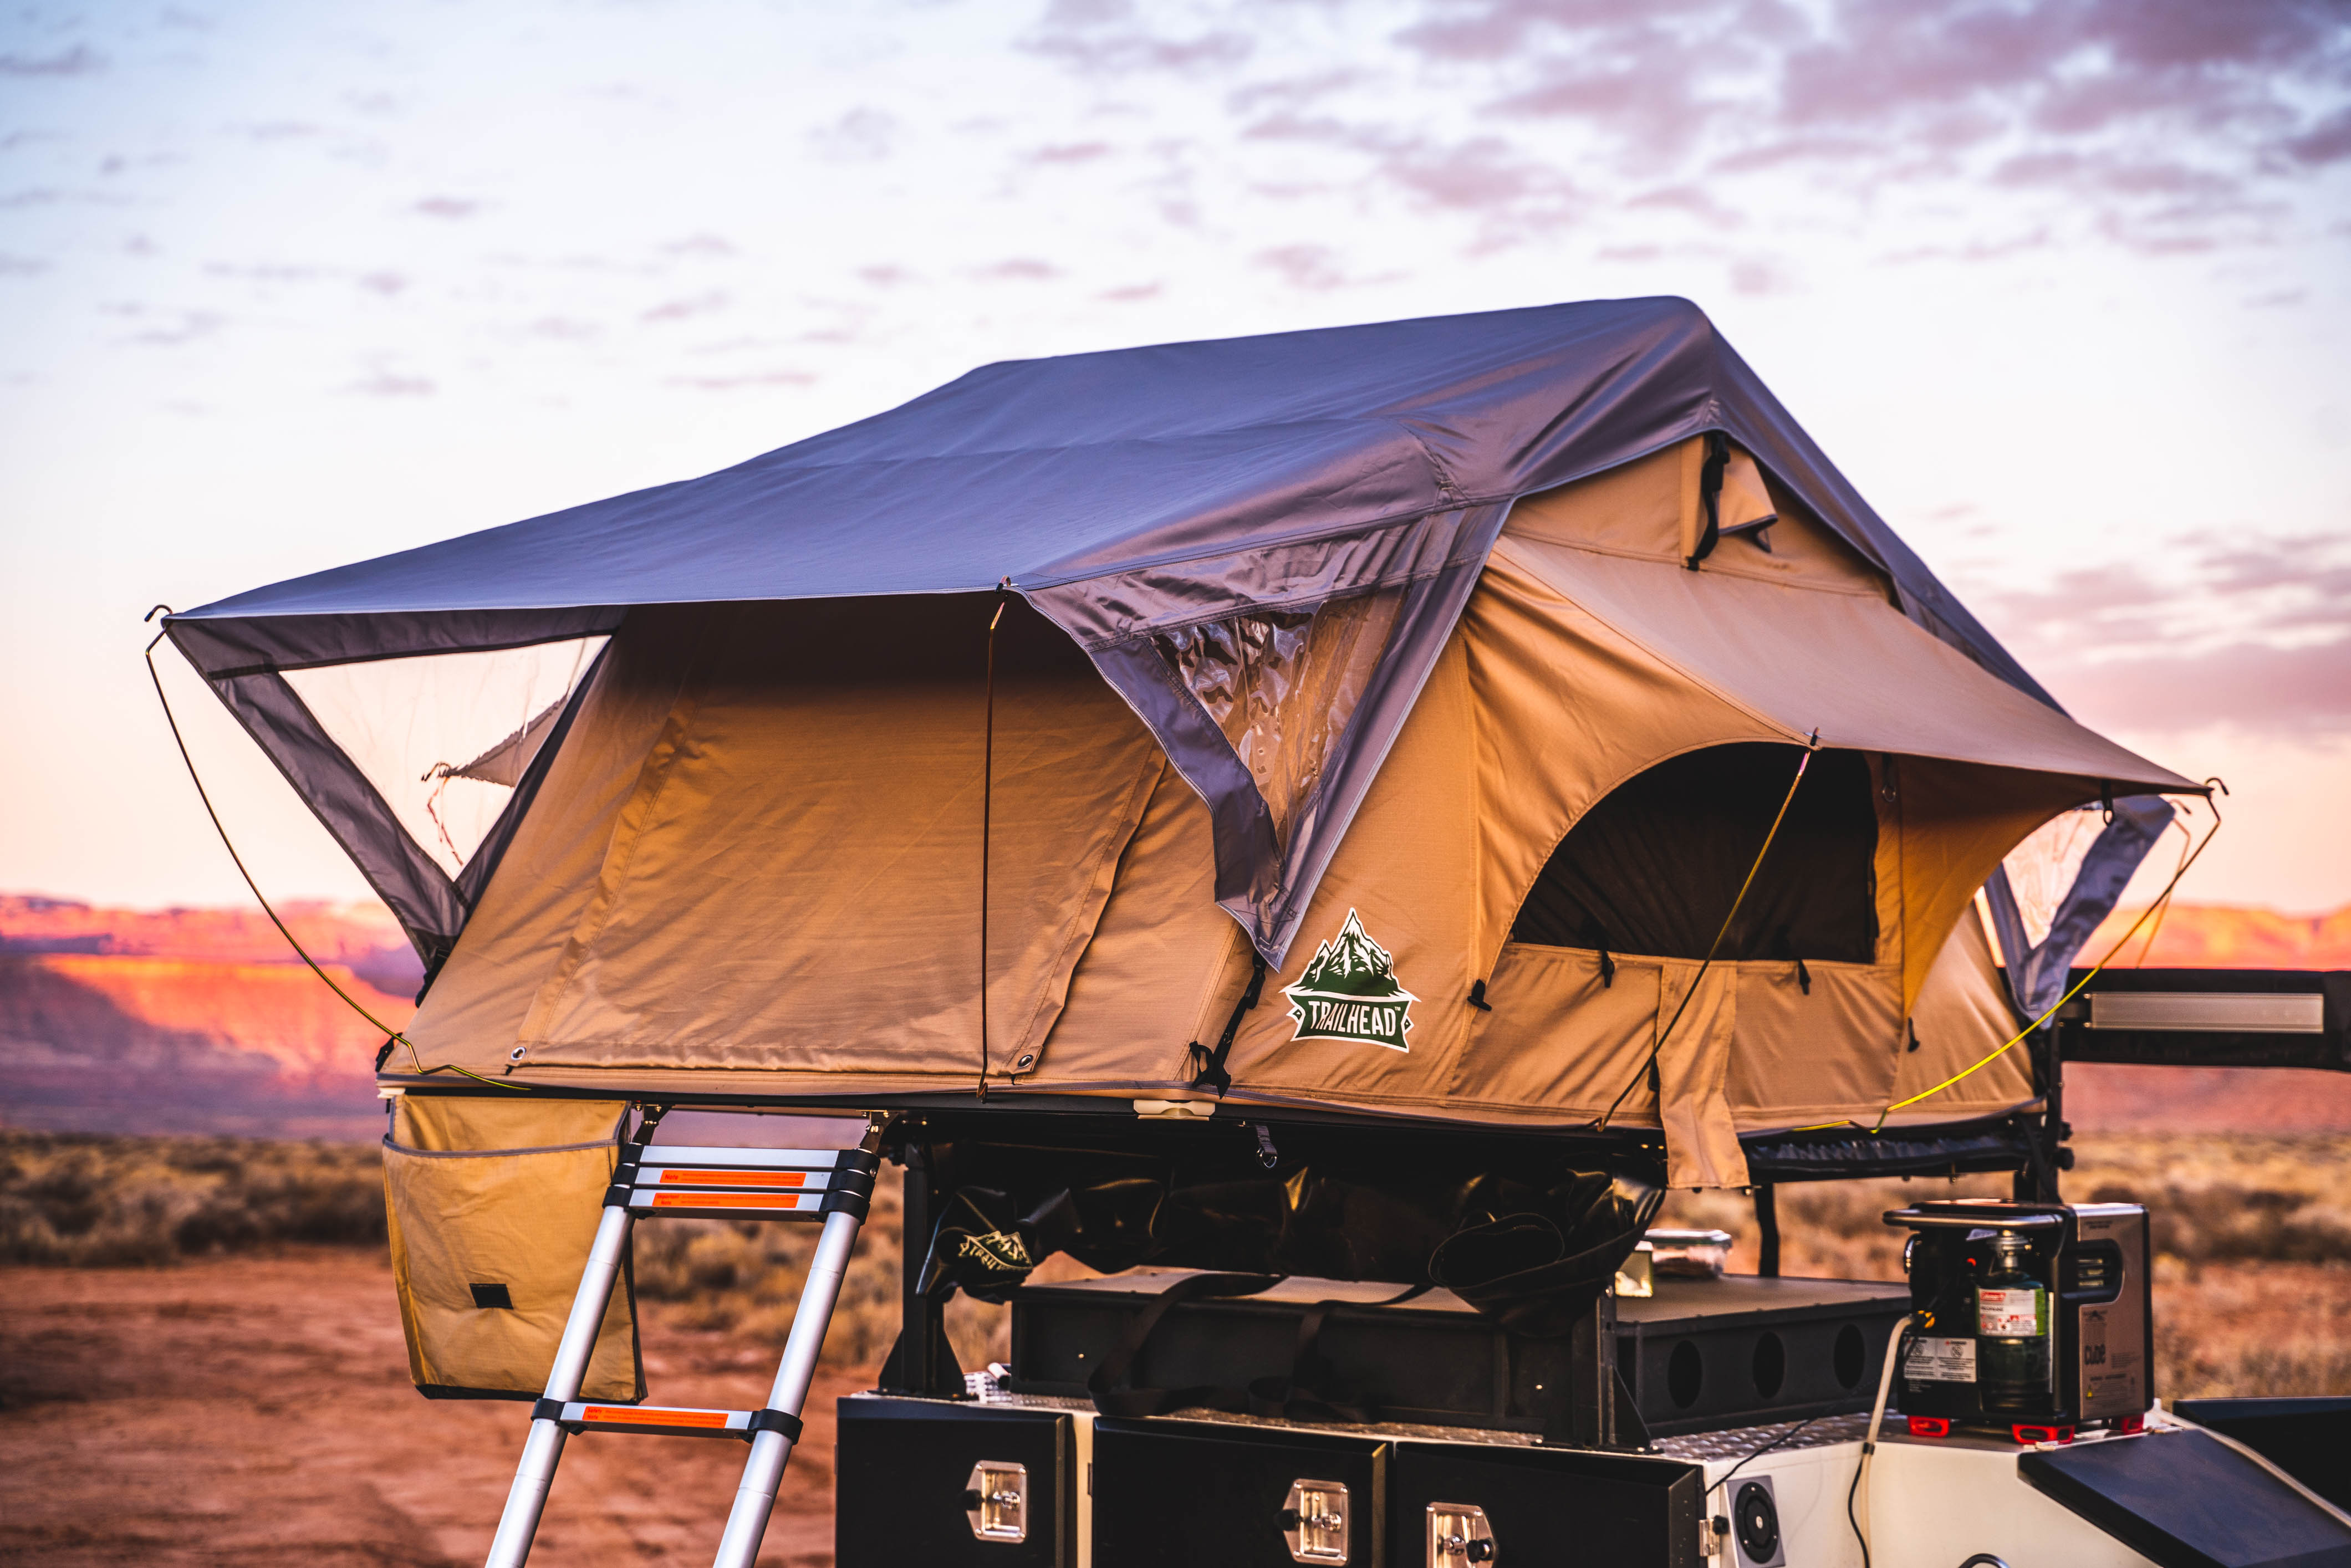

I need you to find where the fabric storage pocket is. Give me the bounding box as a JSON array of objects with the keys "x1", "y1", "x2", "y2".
[{"x1": 382, "y1": 1095, "x2": 645, "y2": 1402}]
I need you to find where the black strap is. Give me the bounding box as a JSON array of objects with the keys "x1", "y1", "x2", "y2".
[
  {"x1": 1087, "y1": 1272, "x2": 1281, "y2": 1417},
  {"x1": 1686, "y1": 431, "x2": 1729, "y2": 570},
  {"x1": 822, "y1": 1162, "x2": 878, "y2": 1219},
  {"x1": 1771, "y1": 927, "x2": 1811, "y2": 997},
  {"x1": 1246, "y1": 1283, "x2": 1431, "y2": 1422},
  {"x1": 1582, "y1": 919, "x2": 1615, "y2": 989},
  {"x1": 601, "y1": 1104, "x2": 670, "y2": 1207},
  {"x1": 1187, "y1": 954, "x2": 1268, "y2": 1095},
  {"x1": 746, "y1": 1407, "x2": 803, "y2": 1443}
]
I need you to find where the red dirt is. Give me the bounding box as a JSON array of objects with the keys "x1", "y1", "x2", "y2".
[{"x1": 0, "y1": 1249, "x2": 865, "y2": 1566}]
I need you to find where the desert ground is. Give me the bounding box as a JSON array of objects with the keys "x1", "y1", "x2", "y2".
[
  {"x1": 2, "y1": 1128, "x2": 2344, "y2": 1565},
  {"x1": 0, "y1": 1250, "x2": 868, "y2": 1566}
]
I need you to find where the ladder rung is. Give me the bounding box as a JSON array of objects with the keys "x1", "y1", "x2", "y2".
[
  {"x1": 635, "y1": 1165, "x2": 836, "y2": 1192},
  {"x1": 628, "y1": 1187, "x2": 826, "y2": 1219},
  {"x1": 556, "y1": 1402, "x2": 753, "y2": 1439},
  {"x1": 636, "y1": 1145, "x2": 850, "y2": 1171}
]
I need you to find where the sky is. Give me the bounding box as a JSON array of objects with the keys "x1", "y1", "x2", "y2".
[{"x1": 3, "y1": 0, "x2": 2348, "y2": 918}]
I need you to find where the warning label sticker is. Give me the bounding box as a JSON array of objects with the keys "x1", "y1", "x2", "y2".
[
  {"x1": 1904, "y1": 1337, "x2": 1977, "y2": 1383},
  {"x1": 1977, "y1": 1287, "x2": 2048, "y2": 1338}
]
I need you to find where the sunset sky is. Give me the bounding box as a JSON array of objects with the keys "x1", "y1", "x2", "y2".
[{"x1": 3, "y1": 0, "x2": 2348, "y2": 916}]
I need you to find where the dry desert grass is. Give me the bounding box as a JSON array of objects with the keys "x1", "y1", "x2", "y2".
[{"x1": 6, "y1": 1128, "x2": 2343, "y2": 1400}]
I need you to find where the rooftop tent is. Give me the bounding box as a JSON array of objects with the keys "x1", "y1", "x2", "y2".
[
  {"x1": 170, "y1": 296, "x2": 2059, "y2": 973},
  {"x1": 166, "y1": 297, "x2": 2197, "y2": 1185}
]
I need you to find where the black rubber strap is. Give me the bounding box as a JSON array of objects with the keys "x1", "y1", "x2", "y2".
[
  {"x1": 822, "y1": 1164, "x2": 876, "y2": 1219},
  {"x1": 1188, "y1": 954, "x2": 1267, "y2": 1095},
  {"x1": 532, "y1": 1397, "x2": 570, "y2": 1426},
  {"x1": 1246, "y1": 1282, "x2": 1430, "y2": 1422},
  {"x1": 1686, "y1": 430, "x2": 1728, "y2": 570},
  {"x1": 601, "y1": 1105, "x2": 668, "y2": 1207},
  {"x1": 746, "y1": 1407, "x2": 803, "y2": 1443},
  {"x1": 1087, "y1": 1271, "x2": 1281, "y2": 1417}
]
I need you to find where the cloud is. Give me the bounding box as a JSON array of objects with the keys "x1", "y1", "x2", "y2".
[
  {"x1": 0, "y1": 45, "x2": 104, "y2": 76},
  {"x1": 1024, "y1": 1, "x2": 1252, "y2": 75},
  {"x1": 1025, "y1": 141, "x2": 1113, "y2": 165},
  {"x1": 812, "y1": 108, "x2": 897, "y2": 162},
  {"x1": 970, "y1": 258, "x2": 1062, "y2": 281},
  {"x1": 1256, "y1": 244, "x2": 1346, "y2": 290},
  {"x1": 2050, "y1": 634, "x2": 2351, "y2": 737},
  {"x1": 346, "y1": 370, "x2": 434, "y2": 397},
  {"x1": 1099, "y1": 281, "x2": 1162, "y2": 302},
  {"x1": 1976, "y1": 530, "x2": 2351, "y2": 737},
  {"x1": 411, "y1": 196, "x2": 481, "y2": 220},
  {"x1": 1032, "y1": 0, "x2": 2351, "y2": 257},
  {"x1": 665, "y1": 370, "x2": 817, "y2": 390},
  {"x1": 640, "y1": 290, "x2": 731, "y2": 322}
]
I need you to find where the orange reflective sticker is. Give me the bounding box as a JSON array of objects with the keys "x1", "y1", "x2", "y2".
[
  {"x1": 582, "y1": 1406, "x2": 729, "y2": 1428},
  {"x1": 650, "y1": 1191, "x2": 810, "y2": 1209},
  {"x1": 657, "y1": 1169, "x2": 809, "y2": 1187}
]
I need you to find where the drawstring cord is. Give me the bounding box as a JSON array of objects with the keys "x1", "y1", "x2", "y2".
[
  {"x1": 978, "y1": 582, "x2": 1009, "y2": 1097},
  {"x1": 144, "y1": 610, "x2": 521, "y2": 1091},
  {"x1": 1599, "y1": 730, "x2": 1818, "y2": 1129}
]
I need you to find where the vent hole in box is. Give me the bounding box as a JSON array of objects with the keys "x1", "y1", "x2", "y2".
[
  {"x1": 1667, "y1": 1339, "x2": 1705, "y2": 1409},
  {"x1": 1751, "y1": 1332, "x2": 1786, "y2": 1399},
  {"x1": 1833, "y1": 1324, "x2": 1866, "y2": 1389}
]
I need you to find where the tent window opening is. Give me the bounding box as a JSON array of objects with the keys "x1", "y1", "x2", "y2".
[
  {"x1": 1511, "y1": 743, "x2": 1877, "y2": 963},
  {"x1": 280, "y1": 635, "x2": 608, "y2": 878},
  {"x1": 1154, "y1": 586, "x2": 1404, "y2": 849}
]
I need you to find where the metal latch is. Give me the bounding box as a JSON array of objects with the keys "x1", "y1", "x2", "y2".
[
  {"x1": 963, "y1": 1460, "x2": 1027, "y2": 1543},
  {"x1": 1429, "y1": 1501, "x2": 1496, "y2": 1564},
  {"x1": 1281, "y1": 1478, "x2": 1351, "y2": 1564}
]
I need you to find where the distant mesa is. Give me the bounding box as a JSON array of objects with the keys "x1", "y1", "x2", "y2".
[
  {"x1": 1, "y1": 895, "x2": 2345, "y2": 1140},
  {"x1": 0, "y1": 896, "x2": 419, "y2": 1140}
]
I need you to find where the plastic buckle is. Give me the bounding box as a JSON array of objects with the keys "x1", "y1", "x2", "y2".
[
  {"x1": 1906, "y1": 1416, "x2": 1951, "y2": 1438},
  {"x1": 2011, "y1": 1423, "x2": 2074, "y2": 1445},
  {"x1": 2115, "y1": 1413, "x2": 2145, "y2": 1434}
]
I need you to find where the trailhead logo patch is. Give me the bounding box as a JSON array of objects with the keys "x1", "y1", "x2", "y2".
[{"x1": 1283, "y1": 908, "x2": 1418, "y2": 1052}]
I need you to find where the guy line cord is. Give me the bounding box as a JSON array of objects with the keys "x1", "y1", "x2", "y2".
[
  {"x1": 1797, "y1": 779, "x2": 2229, "y2": 1136},
  {"x1": 143, "y1": 610, "x2": 521, "y2": 1091}
]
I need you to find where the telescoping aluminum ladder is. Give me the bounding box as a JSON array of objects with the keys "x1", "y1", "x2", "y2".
[{"x1": 485, "y1": 1109, "x2": 888, "y2": 1568}]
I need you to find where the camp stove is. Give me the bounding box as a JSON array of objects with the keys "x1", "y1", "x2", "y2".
[{"x1": 1884, "y1": 1200, "x2": 2150, "y2": 1441}]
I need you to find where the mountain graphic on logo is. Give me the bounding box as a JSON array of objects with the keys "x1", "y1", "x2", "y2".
[{"x1": 1282, "y1": 908, "x2": 1418, "y2": 1052}]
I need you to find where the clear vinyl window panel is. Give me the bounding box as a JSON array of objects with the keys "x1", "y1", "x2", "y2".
[
  {"x1": 1993, "y1": 805, "x2": 2112, "y2": 950},
  {"x1": 282, "y1": 636, "x2": 606, "y2": 877},
  {"x1": 1154, "y1": 588, "x2": 1404, "y2": 847}
]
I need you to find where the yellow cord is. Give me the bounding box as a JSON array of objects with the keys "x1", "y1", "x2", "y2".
[
  {"x1": 1792, "y1": 784, "x2": 2225, "y2": 1135},
  {"x1": 1598, "y1": 731, "x2": 1819, "y2": 1128}
]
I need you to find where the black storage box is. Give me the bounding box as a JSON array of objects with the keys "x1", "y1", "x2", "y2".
[
  {"x1": 1093, "y1": 1419, "x2": 1388, "y2": 1567},
  {"x1": 835, "y1": 1397, "x2": 1074, "y2": 1567},
  {"x1": 1389, "y1": 1442, "x2": 1705, "y2": 1568},
  {"x1": 1613, "y1": 1274, "x2": 1913, "y2": 1438},
  {"x1": 1012, "y1": 1269, "x2": 1910, "y2": 1442},
  {"x1": 1011, "y1": 1271, "x2": 1605, "y2": 1439}
]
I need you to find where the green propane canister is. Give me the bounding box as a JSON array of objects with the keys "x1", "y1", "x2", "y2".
[
  {"x1": 1884, "y1": 1200, "x2": 2151, "y2": 1442},
  {"x1": 1976, "y1": 1228, "x2": 2053, "y2": 1414}
]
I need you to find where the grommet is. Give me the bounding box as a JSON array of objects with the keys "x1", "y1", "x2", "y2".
[
  {"x1": 509, "y1": 1046, "x2": 528, "y2": 1063},
  {"x1": 1013, "y1": 1053, "x2": 1036, "y2": 1071}
]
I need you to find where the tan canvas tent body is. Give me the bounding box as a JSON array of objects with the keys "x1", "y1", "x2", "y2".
[{"x1": 166, "y1": 298, "x2": 2194, "y2": 1190}]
